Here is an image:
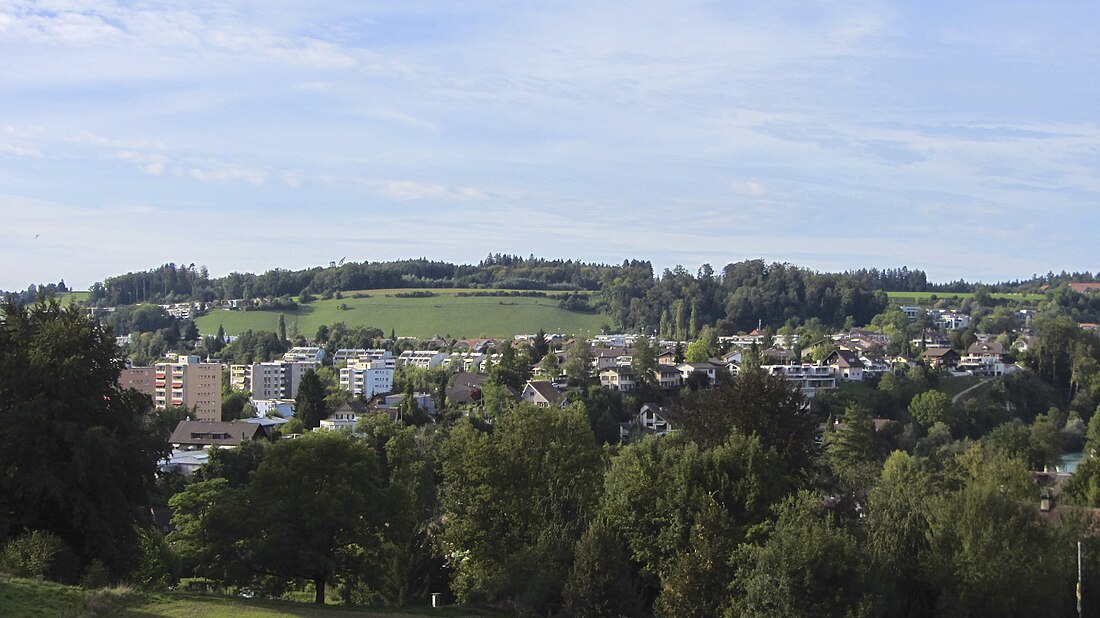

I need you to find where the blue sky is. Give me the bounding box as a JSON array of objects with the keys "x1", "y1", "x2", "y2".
[{"x1": 2, "y1": 0, "x2": 1099, "y2": 290}]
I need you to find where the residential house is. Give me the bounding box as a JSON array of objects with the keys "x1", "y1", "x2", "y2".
[
  {"x1": 958, "y1": 341, "x2": 1008, "y2": 376},
  {"x1": 911, "y1": 330, "x2": 951, "y2": 350},
  {"x1": 920, "y1": 347, "x2": 960, "y2": 370},
  {"x1": 252, "y1": 399, "x2": 295, "y2": 417},
  {"x1": 655, "y1": 364, "x2": 684, "y2": 389},
  {"x1": 600, "y1": 367, "x2": 636, "y2": 391},
  {"x1": 521, "y1": 381, "x2": 568, "y2": 408},
  {"x1": 823, "y1": 349, "x2": 864, "y2": 382},
  {"x1": 657, "y1": 349, "x2": 679, "y2": 365},
  {"x1": 620, "y1": 403, "x2": 676, "y2": 442},
  {"x1": 169, "y1": 419, "x2": 272, "y2": 448},
  {"x1": 593, "y1": 347, "x2": 627, "y2": 372},
  {"x1": 638, "y1": 403, "x2": 673, "y2": 435},
  {"x1": 448, "y1": 372, "x2": 488, "y2": 406},
  {"x1": 677, "y1": 362, "x2": 719, "y2": 387},
  {"x1": 762, "y1": 364, "x2": 836, "y2": 398},
  {"x1": 319, "y1": 400, "x2": 369, "y2": 431}
]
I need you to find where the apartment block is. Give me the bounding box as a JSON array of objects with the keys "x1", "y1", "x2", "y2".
[
  {"x1": 340, "y1": 358, "x2": 395, "y2": 398},
  {"x1": 154, "y1": 356, "x2": 223, "y2": 422},
  {"x1": 228, "y1": 360, "x2": 319, "y2": 399},
  {"x1": 119, "y1": 366, "x2": 156, "y2": 398}
]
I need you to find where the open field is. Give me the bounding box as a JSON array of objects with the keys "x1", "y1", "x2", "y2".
[
  {"x1": 886, "y1": 291, "x2": 1045, "y2": 306},
  {"x1": 58, "y1": 291, "x2": 90, "y2": 304},
  {"x1": 0, "y1": 576, "x2": 496, "y2": 618},
  {"x1": 194, "y1": 289, "x2": 607, "y2": 339}
]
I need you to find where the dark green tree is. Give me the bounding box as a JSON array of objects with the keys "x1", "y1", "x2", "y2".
[
  {"x1": 439, "y1": 403, "x2": 603, "y2": 613},
  {"x1": 294, "y1": 369, "x2": 328, "y2": 430},
  {"x1": 353, "y1": 414, "x2": 442, "y2": 605},
  {"x1": 563, "y1": 518, "x2": 645, "y2": 618},
  {"x1": 728, "y1": 491, "x2": 881, "y2": 617},
  {"x1": 825, "y1": 403, "x2": 882, "y2": 493},
  {"x1": 564, "y1": 337, "x2": 594, "y2": 386},
  {"x1": 0, "y1": 298, "x2": 166, "y2": 577},
  {"x1": 221, "y1": 390, "x2": 253, "y2": 422},
  {"x1": 531, "y1": 328, "x2": 550, "y2": 364},
  {"x1": 489, "y1": 341, "x2": 530, "y2": 391},
  {"x1": 670, "y1": 367, "x2": 814, "y2": 474},
  {"x1": 630, "y1": 336, "x2": 658, "y2": 388},
  {"x1": 243, "y1": 431, "x2": 382, "y2": 603}
]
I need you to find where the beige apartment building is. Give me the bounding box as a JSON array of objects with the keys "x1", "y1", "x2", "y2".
[
  {"x1": 119, "y1": 366, "x2": 156, "y2": 398},
  {"x1": 154, "y1": 355, "x2": 223, "y2": 421},
  {"x1": 228, "y1": 361, "x2": 319, "y2": 399}
]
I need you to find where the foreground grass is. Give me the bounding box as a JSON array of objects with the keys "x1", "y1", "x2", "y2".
[
  {"x1": 0, "y1": 576, "x2": 128, "y2": 617},
  {"x1": 0, "y1": 577, "x2": 496, "y2": 618},
  {"x1": 194, "y1": 288, "x2": 607, "y2": 339}
]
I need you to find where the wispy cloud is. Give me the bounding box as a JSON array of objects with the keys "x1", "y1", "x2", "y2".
[
  {"x1": 1, "y1": 1, "x2": 1099, "y2": 288},
  {"x1": 376, "y1": 180, "x2": 488, "y2": 201},
  {"x1": 186, "y1": 164, "x2": 268, "y2": 186}
]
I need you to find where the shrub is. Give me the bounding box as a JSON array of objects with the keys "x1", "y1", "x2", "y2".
[{"x1": 0, "y1": 530, "x2": 75, "y2": 581}]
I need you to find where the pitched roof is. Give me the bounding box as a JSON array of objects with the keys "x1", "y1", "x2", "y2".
[
  {"x1": 334, "y1": 399, "x2": 369, "y2": 415},
  {"x1": 525, "y1": 381, "x2": 565, "y2": 405},
  {"x1": 169, "y1": 420, "x2": 265, "y2": 447},
  {"x1": 967, "y1": 341, "x2": 1006, "y2": 355},
  {"x1": 920, "y1": 347, "x2": 959, "y2": 359},
  {"x1": 827, "y1": 348, "x2": 864, "y2": 368},
  {"x1": 1069, "y1": 283, "x2": 1100, "y2": 294}
]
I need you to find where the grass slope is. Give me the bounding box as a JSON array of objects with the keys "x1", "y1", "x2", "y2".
[
  {"x1": 886, "y1": 291, "x2": 1045, "y2": 306},
  {"x1": 194, "y1": 289, "x2": 607, "y2": 339},
  {"x1": 0, "y1": 577, "x2": 495, "y2": 618}
]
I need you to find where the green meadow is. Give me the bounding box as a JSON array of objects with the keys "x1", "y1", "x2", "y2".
[
  {"x1": 194, "y1": 289, "x2": 607, "y2": 339},
  {"x1": 886, "y1": 291, "x2": 1045, "y2": 306}
]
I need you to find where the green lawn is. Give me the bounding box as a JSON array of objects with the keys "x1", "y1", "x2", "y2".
[
  {"x1": 886, "y1": 291, "x2": 1045, "y2": 306},
  {"x1": 0, "y1": 577, "x2": 496, "y2": 618},
  {"x1": 936, "y1": 375, "x2": 982, "y2": 399},
  {"x1": 58, "y1": 291, "x2": 90, "y2": 304},
  {"x1": 194, "y1": 289, "x2": 607, "y2": 339}
]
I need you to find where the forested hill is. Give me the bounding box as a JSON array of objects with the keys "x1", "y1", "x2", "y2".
[{"x1": 8, "y1": 256, "x2": 1099, "y2": 333}]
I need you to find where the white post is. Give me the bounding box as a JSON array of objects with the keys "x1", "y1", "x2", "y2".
[
  {"x1": 431, "y1": 592, "x2": 442, "y2": 608},
  {"x1": 1079, "y1": 540, "x2": 1083, "y2": 618}
]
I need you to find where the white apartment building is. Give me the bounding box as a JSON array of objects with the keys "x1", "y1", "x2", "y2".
[
  {"x1": 760, "y1": 364, "x2": 836, "y2": 398},
  {"x1": 283, "y1": 347, "x2": 326, "y2": 363},
  {"x1": 340, "y1": 359, "x2": 395, "y2": 398},
  {"x1": 397, "y1": 350, "x2": 448, "y2": 369}
]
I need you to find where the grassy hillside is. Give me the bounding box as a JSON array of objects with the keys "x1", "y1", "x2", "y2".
[
  {"x1": 194, "y1": 289, "x2": 607, "y2": 339},
  {"x1": 0, "y1": 576, "x2": 496, "y2": 617},
  {"x1": 886, "y1": 291, "x2": 1045, "y2": 306}
]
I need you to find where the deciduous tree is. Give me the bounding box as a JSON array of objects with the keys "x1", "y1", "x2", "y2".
[{"x1": 0, "y1": 298, "x2": 166, "y2": 577}]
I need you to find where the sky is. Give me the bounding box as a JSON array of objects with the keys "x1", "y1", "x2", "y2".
[{"x1": 1, "y1": 0, "x2": 1099, "y2": 290}]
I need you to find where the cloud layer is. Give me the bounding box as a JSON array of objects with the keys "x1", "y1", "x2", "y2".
[{"x1": 1, "y1": 1, "x2": 1098, "y2": 289}]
